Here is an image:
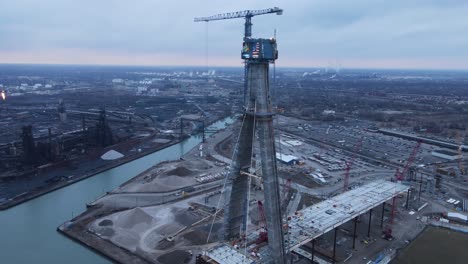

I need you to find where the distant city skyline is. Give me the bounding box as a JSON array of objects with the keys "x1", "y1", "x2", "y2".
[{"x1": 1, "y1": 0, "x2": 468, "y2": 70}]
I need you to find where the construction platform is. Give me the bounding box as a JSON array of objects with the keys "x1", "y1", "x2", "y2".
[
  {"x1": 287, "y1": 179, "x2": 409, "y2": 250},
  {"x1": 202, "y1": 244, "x2": 255, "y2": 264},
  {"x1": 201, "y1": 180, "x2": 409, "y2": 263}
]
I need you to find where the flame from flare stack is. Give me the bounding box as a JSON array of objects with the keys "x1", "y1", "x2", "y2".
[{"x1": 1, "y1": 91, "x2": 5, "y2": 101}]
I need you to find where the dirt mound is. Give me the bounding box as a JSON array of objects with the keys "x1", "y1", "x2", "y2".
[
  {"x1": 112, "y1": 231, "x2": 139, "y2": 251},
  {"x1": 98, "y1": 219, "x2": 113, "y2": 226},
  {"x1": 100, "y1": 227, "x2": 115, "y2": 237},
  {"x1": 200, "y1": 223, "x2": 223, "y2": 233},
  {"x1": 115, "y1": 207, "x2": 153, "y2": 229},
  {"x1": 136, "y1": 176, "x2": 194, "y2": 192},
  {"x1": 184, "y1": 160, "x2": 212, "y2": 170},
  {"x1": 182, "y1": 230, "x2": 210, "y2": 245},
  {"x1": 174, "y1": 210, "x2": 202, "y2": 226},
  {"x1": 155, "y1": 239, "x2": 175, "y2": 250},
  {"x1": 159, "y1": 176, "x2": 193, "y2": 188},
  {"x1": 157, "y1": 250, "x2": 192, "y2": 264},
  {"x1": 166, "y1": 166, "x2": 193, "y2": 177}
]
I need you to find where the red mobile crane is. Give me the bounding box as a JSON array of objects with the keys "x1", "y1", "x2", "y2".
[
  {"x1": 394, "y1": 141, "x2": 422, "y2": 181},
  {"x1": 457, "y1": 131, "x2": 465, "y2": 175},
  {"x1": 343, "y1": 138, "x2": 363, "y2": 192},
  {"x1": 258, "y1": 178, "x2": 291, "y2": 243},
  {"x1": 384, "y1": 141, "x2": 422, "y2": 239}
]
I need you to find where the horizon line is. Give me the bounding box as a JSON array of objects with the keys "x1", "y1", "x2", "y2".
[{"x1": 1, "y1": 62, "x2": 467, "y2": 73}]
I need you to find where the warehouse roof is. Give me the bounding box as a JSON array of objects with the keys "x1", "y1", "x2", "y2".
[{"x1": 276, "y1": 152, "x2": 298, "y2": 163}]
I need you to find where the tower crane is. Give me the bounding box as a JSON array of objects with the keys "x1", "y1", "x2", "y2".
[
  {"x1": 194, "y1": 7, "x2": 283, "y2": 39},
  {"x1": 195, "y1": 7, "x2": 283, "y2": 105}
]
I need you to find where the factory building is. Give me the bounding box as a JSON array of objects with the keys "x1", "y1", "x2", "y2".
[{"x1": 276, "y1": 152, "x2": 299, "y2": 165}]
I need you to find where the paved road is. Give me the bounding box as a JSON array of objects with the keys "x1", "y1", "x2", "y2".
[{"x1": 91, "y1": 181, "x2": 223, "y2": 209}]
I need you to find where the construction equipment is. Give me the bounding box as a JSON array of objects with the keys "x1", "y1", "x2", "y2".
[
  {"x1": 343, "y1": 138, "x2": 363, "y2": 192},
  {"x1": 394, "y1": 141, "x2": 422, "y2": 181},
  {"x1": 194, "y1": 7, "x2": 283, "y2": 38},
  {"x1": 457, "y1": 131, "x2": 465, "y2": 175},
  {"x1": 385, "y1": 142, "x2": 422, "y2": 239},
  {"x1": 382, "y1": 196, "x2": 396, "y2": 240},
  {"x1": 382, "y1": 225, "x2": 393, "y2": 240},
  {"x1": 280, "y1": 178, "x2": 292, "y2": 213},
  {"x1": 256, "y1": 201, "x2": 268, "y2": 243},
  {"x1": 282, "y1": 178, "x2": 291, "y2": 201},
  {"x1": 195, "y1": 7, "x2": 283, "y2": 105}
]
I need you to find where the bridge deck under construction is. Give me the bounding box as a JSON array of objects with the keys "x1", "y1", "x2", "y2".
[
  {"x1": 287, "y1": 180, "x2": 409, "y2": 250},
  {"x1": 202, "y1": 180, "x2": 409, "y2": 263}
]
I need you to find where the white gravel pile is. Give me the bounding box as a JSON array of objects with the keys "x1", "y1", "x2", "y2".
[{"x1": 101, "y1": 149, "x2": 124, "y2": 160}]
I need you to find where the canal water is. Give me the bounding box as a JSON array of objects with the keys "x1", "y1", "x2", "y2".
[{"x1": 0, "y1": 117, "x2": 233, "y2": 264}]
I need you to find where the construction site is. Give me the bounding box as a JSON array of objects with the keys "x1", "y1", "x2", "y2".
[{"x1": 56, "y1": 7, "x2": 468, "y2": 264}]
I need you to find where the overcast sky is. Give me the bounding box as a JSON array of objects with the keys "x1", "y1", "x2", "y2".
[{"x1": 1, "y1": 0, "x2": 468, "y2": 69}]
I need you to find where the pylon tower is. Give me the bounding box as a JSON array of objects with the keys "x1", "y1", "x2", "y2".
[{"x1": 223, "y1": 37, "x2": 286, "y2": 263}]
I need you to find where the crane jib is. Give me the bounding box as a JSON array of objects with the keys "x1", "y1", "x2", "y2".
[{"x1": 193, "y1": 7, "x2": 283, "y2": 22}]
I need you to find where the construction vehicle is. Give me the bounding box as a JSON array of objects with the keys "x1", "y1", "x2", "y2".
[{"x1": 382, "y1": 226, "x2": 393, "y2": 241}]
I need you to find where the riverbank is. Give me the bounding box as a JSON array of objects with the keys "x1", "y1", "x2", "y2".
[
  {"x1": 392, "y1": 225, "x2": 468, "y2": 264},
  {"x1": 57, "y1": 117, "x2": 235, "y2": 264},
  {"x1": 0, "y1": 116, "x2": 233, "y2": 264},
  {"x1": 57, "y1": 209, "x2": 151, "y2": 264},
  {"x1": 0, "y1": 137, "x2": 185, "y2": 210}
]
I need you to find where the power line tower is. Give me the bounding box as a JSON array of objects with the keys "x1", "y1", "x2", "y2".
[{"x1": 195, "y1": 7, "x2": 286, "y2": 263}]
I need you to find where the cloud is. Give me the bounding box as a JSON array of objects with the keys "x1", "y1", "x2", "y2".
[{"x1": 0, "y1": 0, "x2": 467, "y2": 69}]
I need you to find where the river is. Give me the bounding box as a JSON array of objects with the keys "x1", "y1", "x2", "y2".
[{"x1": 0, "y1": 117, "x2": 233, "y2": 264}]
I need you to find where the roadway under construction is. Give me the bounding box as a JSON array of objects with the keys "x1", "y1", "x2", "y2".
[{"x1": 202, "y1": 180, "x2": 409, "y2": 263}]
